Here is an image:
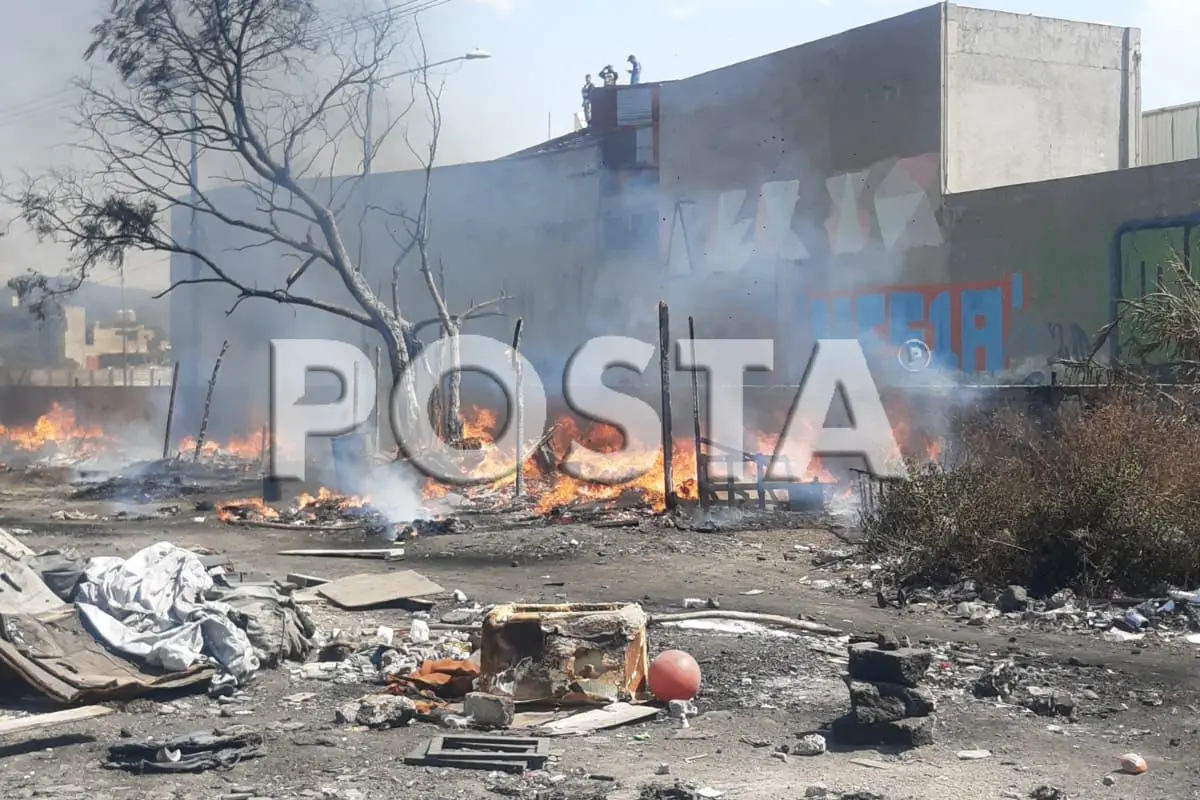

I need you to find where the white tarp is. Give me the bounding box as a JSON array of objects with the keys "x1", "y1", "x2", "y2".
[{"x1": 74, "y1": 542, "x2": 259, "y2": 683}]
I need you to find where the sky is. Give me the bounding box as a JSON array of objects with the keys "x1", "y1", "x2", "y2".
[{"x1": 0, "y1": 0, "x2": 1194, "y2": 292}]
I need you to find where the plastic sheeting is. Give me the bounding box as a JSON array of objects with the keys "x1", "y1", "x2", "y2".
[{"x1": 74, "y1": 542, "x2": 259, "y2": 683}]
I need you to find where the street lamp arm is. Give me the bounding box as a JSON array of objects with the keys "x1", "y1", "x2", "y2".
[{"x1": 378, "y1": 50, "x2": 491, "y2": 82}]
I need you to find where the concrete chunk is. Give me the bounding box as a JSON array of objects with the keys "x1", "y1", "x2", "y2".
[
  {"x1": 845, "y1": 678, "x2": 936, "y2": 724},
  {"x1": 831, "y1": 713, "x2": 935, "y2": 747},
  {"x1": 464, "y1": 692, "x2": 515, "y2": 728},
  {"x1": 847, "y1": 643, "x2": 932, "y2": 687}
]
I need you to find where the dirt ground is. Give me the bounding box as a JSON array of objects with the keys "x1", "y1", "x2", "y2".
[{"x1": 0, "y1": 475, "x2": 1198, "y2": 800}]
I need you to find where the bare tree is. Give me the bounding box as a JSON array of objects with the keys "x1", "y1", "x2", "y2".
[{"x1": 5, "y1": 0, "x2": 504, "y2": 450}]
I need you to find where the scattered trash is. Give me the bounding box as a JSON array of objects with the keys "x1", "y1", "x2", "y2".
[
  {"x1": 957, "y1": 749, "x2": 991, "y2": 760},
  {"x1": 793, "y1": 733, "x2": 826, "y2": 755},
  {"x1": 103, "y1": 726, "x2": 265, "y2": 773},
  {"x1": 1117, "y1": 752, "x2": 1148, "y2": 774},
  {"x1": 479, "y1": 602, "x2": 649, "y2": 705}
]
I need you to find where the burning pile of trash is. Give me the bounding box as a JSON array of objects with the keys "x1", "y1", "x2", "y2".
[
  {"x1": 218, "y1": 488, "x2": 386, "y2": 530},
  {"x1": 413, "y1": 406, "x2": 943, "y2": 519}
]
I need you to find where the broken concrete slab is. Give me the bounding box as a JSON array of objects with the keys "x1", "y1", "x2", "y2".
[
  {"x1": 317, "y1": 570, "x2": 443, "y2": 610},
  {"x1": 831, "y1": 713, "x2": 935, "y2": 747},
  {"x1": 847, "y1": 643, "x2": 932, "y2": 687},
  {"x1": 464, "y1": 692, "x2": 514, "y2": 728},
  {"x1": 845, "y1": 678, "x2": 936, "y2": 724},
  {"x1": 350, "y1": 695, "x2": 417, "y2": 729}
]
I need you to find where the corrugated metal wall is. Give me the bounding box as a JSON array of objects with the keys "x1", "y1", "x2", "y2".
[{"x1": 1142, "y1": 103, "x2": 1200, "y2": 165}]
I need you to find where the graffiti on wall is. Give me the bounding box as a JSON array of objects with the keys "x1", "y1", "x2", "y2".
[
  {"x1": 805, "y1": 273, "x2": 1025, "y2": 374},
  {"x1": 662, "y1": 152, "x2": 941, "y2": 274}
]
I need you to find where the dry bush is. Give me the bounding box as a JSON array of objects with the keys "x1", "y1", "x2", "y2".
[{"x1": 863, "y1": 390, "x2": 1200, "y2": 596}]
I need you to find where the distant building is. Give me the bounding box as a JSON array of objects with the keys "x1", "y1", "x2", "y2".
[
  {"x1": 63, "y1": 308, "x2": 168, "y2": 369},
  {"x1": 0, "y1": 289, "x2": 168, "y2": 371}
]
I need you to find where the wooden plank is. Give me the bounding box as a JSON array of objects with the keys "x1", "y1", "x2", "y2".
[
  {"x1": 535, "y1": 702, "x2": 658, "y2": 736},
  {"x1": 317, "y1": 570, "x2": 444, "y2": 610},
  {"x1": 278, "y1": 548, "x2": 404, "y2": 561},
  {"x1": 0, "y1": 705, "x2": 112, "y2": 737}
]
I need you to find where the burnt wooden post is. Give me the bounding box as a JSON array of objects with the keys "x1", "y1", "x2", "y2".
[
  {"x1": 161, "y1": 361, "x2": 180, "y2": 459},
  {"x1": 688, "y1": 316, "x2": 707, "y2": 510},
  {"x1": 511, "y1": 318, "x2": 525, "y2": 498},
  {"x1": 193, "y1": 340, "x2": 229, "y2": 460},
  {"x1": 658, "y1": 302, "x2": 676, "y2": 510}
]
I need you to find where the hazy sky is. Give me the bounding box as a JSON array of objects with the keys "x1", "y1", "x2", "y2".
[{"x1": 0, "y1": 0, "x2": 1193, "y2": 292}]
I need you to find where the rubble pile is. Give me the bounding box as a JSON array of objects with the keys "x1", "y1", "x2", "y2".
[{"x1": 831, "y1": 638, "x2": 935, "y2": 748}]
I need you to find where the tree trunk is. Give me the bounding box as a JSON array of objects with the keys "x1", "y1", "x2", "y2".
[
  {"x1": 377, "y1": 321, "x2": 422, "y2": 455},
  {"x1": 444, "y1": 325, "x2": 464, "y2": 445}
]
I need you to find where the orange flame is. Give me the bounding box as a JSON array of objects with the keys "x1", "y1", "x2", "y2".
[
  {"x1": 0, "y1": 403, "x2": 111, "y2": 457},
  {"x1": 217, "y1": 486, "x2": 370, "y2": 522},
  {"x1": 417, "y1": 402, "x2": 946, "y2": 512}
]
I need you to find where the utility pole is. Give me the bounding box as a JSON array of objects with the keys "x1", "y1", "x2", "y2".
[
  {"x1": 188, "y1": 93, "x2": 200, "y2": 407},
  {"x1": 119, "y1": 263, "x2": 128, "y2": 384}
]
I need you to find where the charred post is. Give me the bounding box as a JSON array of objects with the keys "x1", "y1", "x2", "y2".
[
  {"x1": 688, "y1": 316, "x2": 707, "y2": 510},
  {"x1": 161, "y1": 360, "x2": 180, "y2": 460},
  {"x1": 193, "y1": 340, "x2": 229, "y2": 461},
  {"x1": 512, "y1": 318, "x2": 525, "y2": 498},
  {"x1": 658, "y1": 302, "x2": 676, "y2": 511}
]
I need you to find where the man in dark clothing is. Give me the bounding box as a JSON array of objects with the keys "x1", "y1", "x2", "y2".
[
  {"x1": 581, "y1": 74, "x2": 594, "y2": 125},
  {"x1": 627, "y1": 55, "x2": 641, "y2": 85},
  {"x1": 598, "y1": 65, "x2": 618, "y2": 86}
]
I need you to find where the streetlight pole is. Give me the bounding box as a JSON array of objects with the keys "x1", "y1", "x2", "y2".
[{"x1": 362, "y1": 49, "x2": 491, "y2": 175}]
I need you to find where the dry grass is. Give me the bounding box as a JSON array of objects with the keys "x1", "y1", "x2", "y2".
[{"x1": 862, "y1": 391, "x2": 1200, "y2": 596}]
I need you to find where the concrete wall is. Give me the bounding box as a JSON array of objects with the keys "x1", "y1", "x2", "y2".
[
  {"x1": 941, "y1": 159, "x2": 1200, "y2": 381},
  {"x1": 169, "y1": 138, "x2": 602, "y2": 436},
  {"x1": 649, "y1": 5, "x2": 946, "y2": 382},
  {"x1": 1141, "y1": 103, "x2": 1200, "y2": 165},
  {"x1": 943, "y1": 5, "x2": 1140, "y2": 192}
]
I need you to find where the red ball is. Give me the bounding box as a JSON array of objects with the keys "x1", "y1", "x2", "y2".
[{"x1": 648, "y1": 649, "x2": 701, "y2": 701}]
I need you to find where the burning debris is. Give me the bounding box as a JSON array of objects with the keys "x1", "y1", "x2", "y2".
[
  {"x1": 0, "y1": 403, "x2": 111, "y2": 467},
  {"x1": 414, "y1": 408, "x2": 873, "y2": 519},
  {"x1": 218, "y1": 488, "x2": 384, "y2": 530},
  {"x1": 0, "y1": 401, "x2": 268, "y2": 477}
]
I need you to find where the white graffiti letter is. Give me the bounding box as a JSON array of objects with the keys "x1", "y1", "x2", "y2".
[
  {"x1": 706, "y1": 189, "x2": 755, "y2": 272},
  {"x1": 757, "y1": 179, "x2": 809, "y2": 259}
]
